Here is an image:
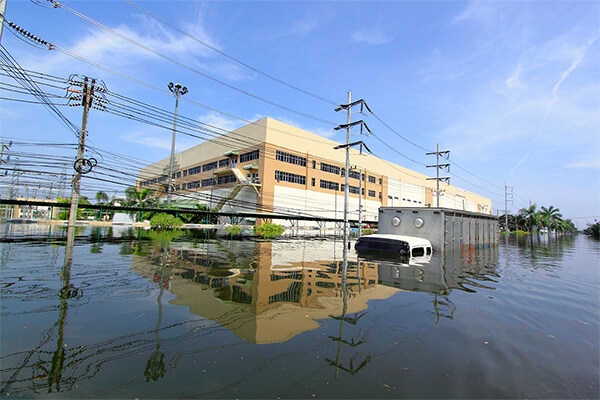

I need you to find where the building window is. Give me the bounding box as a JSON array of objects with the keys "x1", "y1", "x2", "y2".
[
  {"x1": 183, "y1": 170, "x2": 188, "y2": 177},
  {"x1": 217, "y1": 174, "x2": 236, "y2": 185},
  {"x1": 176, "y1": 171, "x2": 181, "y2": 178},
  {"x1": 320, "y1": 179, "x2": 339, "y2": 191},
  {"x1": 379, "y1": 178, "x2": 382, "y2": 185},
  {"x1": 276, "y1": 150, "x2": 306, "y2": 166},
  {"x1": 158, "y1": 176, "x2": 167, "y2": 183},
  {"x1": 341, "y1": 184, "x2": 360, "y2": 194},
  {"x1": 321, "y1": 162, "x2": 340, "y2": 175},
  {"x1": 379, "y1": 192, "x2": 382, "y2": 199},
  {"x1": 219, "y1": 158, "x2": 230, "y2": 168},
  {"x1": 188, "y1": 181, "x2": 201, "y2": 189},
  {"x1": 311, "y1": 178, "x2": 315, "y2": 186},
  {"x1": 368, "y1": 176, "x2": 376, "y2": 184},
  {"x1": 348, "y1": 170, "x2": 364, "y2": 180},
  {"x1": 388, "y1": 195, "x2": 392, "y2": 199},
  {"x1": 275, "y1": 170, "x2": 306, "y2": 185},
  {"x1": 203, "y1": 161, "x2": 218, "y2": 172},
  {"x1": 175, "y1": 185, "x2": 180, "y2": 191},
  {"x1": 312, "y1": 160, "x2": 316, "y2": 169},
  {"x1": 188, "y1": 166, "x2": 201, "y2": 175},
  {"x1": 181, "y1": 183, "x2": 186, "y2": 190},
  {"x1": 368, "y1": 190, "x2": 376, "y2": 197},
  {"x1": 240, "y1": 149, "x2": 259, "y2": 163},
  {"x1": 201, "y1": 178, "x2": 216, "y2": 187}
]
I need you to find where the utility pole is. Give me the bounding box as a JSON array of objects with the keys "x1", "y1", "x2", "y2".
[
  {"x1": 426, "y1": 144, "x2": 450, "y2": 208},
  {"x1": 334, "y1": 94, "x2": 372, "y2": 246},
  {"x1": 166, "y1": 82, "x2": 188, "y2": 206},
  {"x1": 504, "y1": 182, "x2": 513, "y2": 232},
  {"x1": 67, "y1": 77, "x2": 94, "y2": 233},
  {"x1": 0, "y1": 0, "x2": 7, "y2": 45}
]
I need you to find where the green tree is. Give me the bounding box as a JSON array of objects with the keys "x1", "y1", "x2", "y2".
[
  {"x1": 584, "y1": 221, "x2": 600, "y2": 239},
  {"x1": 95, "y1": 191, "x2": 109, "y2": 204},
  {"x1": 519, "y1": 204, "x2": 540, "y2": 233},
  {"x1": 540, "y1": 205, "x2": 562, "y2": 235},
  {"x1": 125, "y1": 187, "x2": 156, "y2": 221}
]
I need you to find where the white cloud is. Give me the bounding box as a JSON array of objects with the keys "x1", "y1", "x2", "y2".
[
  {"x1": 352, "y1": 30, "x2": 394, "y2": 45},
  {"x1": 197, "y1": 112, "x2": 244, "y2": 133},
  {"x1": 452, "y1": 1, "x2": 499, "y2": 26},
  {"x1": 564, "y1": 156, "x2": 600, "y2": 169},
  {"x1": 505, "y1": 64, "x2": 524, "y2": 89},
  {"x1": 122, "y1": 130, "x2": 197, "y2": 152}
]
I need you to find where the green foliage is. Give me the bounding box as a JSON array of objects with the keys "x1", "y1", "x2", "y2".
[
  {"x1": 253, "y1": 222, "x2": 285, "y2": 238},
  {"x1": 95, "y1": 191, "x2": 109, "y2": 204},
  {"x1": 584, "y1": 222, "x2": 600, "y2": 239},
  {"x1": 55, "y1": 196, "x2": 92, "y2": 220},
  {"x1": 149, "y1": 213, "x2": 184, "y2": 229},
  {"x1": 361, "y1": 229, "x2": 376, "y2": 235},
  {"x1": 225, "y1": 225, "x2": 242, "y2": 235},
  {"x1": 145, "y1": 229, "x2": 183, "y2": 244}
]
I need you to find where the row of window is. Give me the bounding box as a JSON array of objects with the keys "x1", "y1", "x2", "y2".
[
  {"x1": 203, "y1": 161, "x2": 218, "y2": 172},
  {"x1": 320, "y1": 179, "x2": 339, "y2": 191},
  {"x1": 276, "y1": 150, "x2": 307, "y2": 166},
  {"x1": 177, "y1": 174, "x2": 237, "y2": 191},
  {"x1": 275, "y1": 170, "x2": 306, "y2": 185},
  {"x1": 321, "y1": 162, "x2": 340, "y2": 175},
  {"x1": 240, "y1": 149, "x2": 259, "y2": 163}
]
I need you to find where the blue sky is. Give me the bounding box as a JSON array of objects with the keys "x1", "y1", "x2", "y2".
[{"x1": 1, "y1": 0, "x2": 599, "y2": 226}]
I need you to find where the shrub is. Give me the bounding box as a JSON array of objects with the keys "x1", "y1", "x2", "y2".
[
  {"x1": 149, "y1": 213, "x2": 184, "y2": 229},
  {"x1": 225, "y1": 225, "x2": 242, "y2": 235},
  {"x1": 253, "y1": 222, "x2": 285, "y2": 238}
]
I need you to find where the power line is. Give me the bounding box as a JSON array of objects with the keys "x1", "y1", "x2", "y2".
[
  {"x1": 123, "y1": 0, "x2": 338, "y2": 106},
  {"x1": 41, "y1": 1, "x2": 338, "y2": 126}
]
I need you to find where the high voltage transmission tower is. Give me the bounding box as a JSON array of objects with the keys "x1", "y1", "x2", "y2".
[
  {"x1": 334, "y1": 92, "x2": 372, "y2": 248},
  {"x1": 426, "y1": 144, "x2": 450, "y2": 207}
]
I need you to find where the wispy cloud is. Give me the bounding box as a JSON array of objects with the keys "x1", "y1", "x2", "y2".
[
  {"x1": 272, "y1": 17, "x2": 318, "y2": 39},
  {"x1": 198, "y1": 112, "x2": 244, "y2": 133},
  {"x1": 352, "y1": 30, "x2": 394, "y2": 45},
  {"x1": 19, "y1": 12, "x2": 249, "y2": 82},
  {"x1": 122, "y1": 129, "x2": 196, "y2": 152},
  {"x1": 564, "y1": 155, "x2": 600, "y2": 169}
]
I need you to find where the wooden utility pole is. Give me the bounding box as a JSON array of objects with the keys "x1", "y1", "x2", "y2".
[{"x1": 67, "y1": 77, "x2": 94, "y2": 234}]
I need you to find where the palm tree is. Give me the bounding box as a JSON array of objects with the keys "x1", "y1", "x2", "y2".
[
  {"x1": 519, "y1": 204, "x2": 540, "y2": 233},
  {"x1": 540, "y1": 206, "x2": 562, "y2": 237},
  {"x1": 125, "y1": 187, "x2": 155, "y2": 207},
  {"x1": 95, "y1": 191, "x2": 109, "y2": 204},
  {"x1": 125, "y1": 187, "x2": 156, "y2": 221},
  {"x1": 95, "y1": 191, "x2": 109, "y2": 221}
]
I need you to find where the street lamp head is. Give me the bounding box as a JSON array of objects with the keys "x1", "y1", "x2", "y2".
[{"x1": 168, "y1": 82, "x2": 188, "y2": 96}]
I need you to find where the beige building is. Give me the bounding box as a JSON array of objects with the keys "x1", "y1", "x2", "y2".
[{"x1": 138, "y1": 118, "x2": 492, "y2": 226}]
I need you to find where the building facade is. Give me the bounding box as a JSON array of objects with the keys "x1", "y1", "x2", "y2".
[{"x1": 138, "y1": 118, "x2": 492, "y2": 226}]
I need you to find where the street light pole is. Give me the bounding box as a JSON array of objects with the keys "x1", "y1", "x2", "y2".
[{"x1": 166, "y1": 82, "x2": 188, "y2": 206}]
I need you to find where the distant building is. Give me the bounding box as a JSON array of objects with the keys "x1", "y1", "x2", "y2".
[{"x1": 138, "y1": 118, "x2": 492, "y2": 226}]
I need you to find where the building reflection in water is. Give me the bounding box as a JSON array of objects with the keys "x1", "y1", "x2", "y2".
[
  {"x1": 130, "y1": 239, "x2": 399, "y2": 344},
  {"x1": 130, "y1": 238, "x2": 499, "y2": 344}
]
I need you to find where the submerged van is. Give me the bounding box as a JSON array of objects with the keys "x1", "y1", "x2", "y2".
[{"x1": 355, "y1": 234, "x2": 433, "y2": 258}]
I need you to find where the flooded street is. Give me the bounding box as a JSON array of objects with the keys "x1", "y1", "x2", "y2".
[{"x1": 1, "y1": 223, "x2": 598, "y2": 398}]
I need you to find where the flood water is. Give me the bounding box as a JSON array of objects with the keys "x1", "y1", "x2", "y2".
[{"x1": 1, "y1": 223, "x2": 598, "y2": 399}]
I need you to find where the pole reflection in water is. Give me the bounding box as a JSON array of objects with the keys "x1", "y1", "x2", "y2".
[
  {"x1": 144, "y1": 246, "x2": 170, "y2": 382},
  {"x1": 327, "y1": 244, "x2": 370, "y2": 378},
  {"x1": 47, "y1": 224, "x2": 82, "y2": 392}
]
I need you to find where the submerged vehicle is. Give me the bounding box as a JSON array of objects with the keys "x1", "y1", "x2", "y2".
[{"x1": 355, "y1": 234, "x2": 432, "y2": 258}]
